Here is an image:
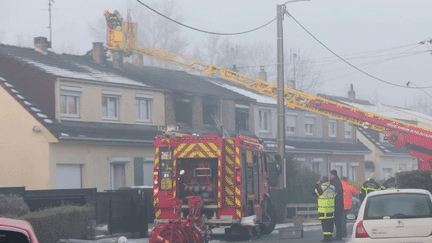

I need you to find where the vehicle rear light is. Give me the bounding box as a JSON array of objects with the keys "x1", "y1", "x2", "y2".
[
  {"x1": 355, "y1": 220, "x2": 370, "y2": 238},
  {"x1": 154, "y1": 171, "x2": 159, "y2": 185},
  {"x1": 236, "y1": 170, "x2": 242, "y2": 184}
]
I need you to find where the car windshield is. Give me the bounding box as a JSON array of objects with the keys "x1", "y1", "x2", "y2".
[{"x1": 364, "y1": 193, "x2": 432, "y2": 220}]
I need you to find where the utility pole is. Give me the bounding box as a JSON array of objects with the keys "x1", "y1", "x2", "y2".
[{"x1": 276, "y1": 4, "x2": 286, "y2": 188}]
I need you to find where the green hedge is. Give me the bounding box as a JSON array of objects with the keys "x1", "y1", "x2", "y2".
[
  {"x1": 396, "y1": 170, "x2": 432, "y2": 193},
  {"x1": 16, "y1": 205, "x2": 95, "y2": 243}
]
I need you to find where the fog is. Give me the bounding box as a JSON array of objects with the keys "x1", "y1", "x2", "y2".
[{"x1": 3, "y1": 0, "x2": 432, "y2": 109}]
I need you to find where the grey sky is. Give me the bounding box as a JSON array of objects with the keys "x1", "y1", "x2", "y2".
[{"x1": 3, "y1": 0, "x2": 432, "y2": 108}]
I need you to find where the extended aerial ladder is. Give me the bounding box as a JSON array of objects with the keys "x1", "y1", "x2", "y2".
[{"x1": 105, "y1": 11, "x2": 432, "y2": 170}]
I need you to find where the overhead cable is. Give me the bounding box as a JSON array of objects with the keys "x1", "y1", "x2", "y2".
[
  {"x1": 285, "y1": 10, "x2": 432, "y2": 89},
  {"x1": 136, "y1": 0, "x2": 276, "y2": 35}
]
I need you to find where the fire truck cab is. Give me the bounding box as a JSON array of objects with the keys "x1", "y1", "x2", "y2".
[{"x1": 153, "y1": 134, "x2": 276, "y2": 237}]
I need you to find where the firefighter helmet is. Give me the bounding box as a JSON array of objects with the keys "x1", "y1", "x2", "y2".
[{"x1": 103, "y1": 10, "x2": 110, "y2": 16}]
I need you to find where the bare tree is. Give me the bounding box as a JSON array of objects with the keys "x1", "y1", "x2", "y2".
[
  {"x1": 404, "y1": 93, "x2": 432, "y2": 116},
  {"x1": 15, "y1": 33, "x2": 32, "y2": 48},
  {"x1": 128, "y1": 0, "x2": 189, "y2": 68},
  {"x1": 284, "y1": 51, "x2": 323, "y2": 94},
  {"x1": 88, "y1": 17, "x2": 107, "y2": 44}
]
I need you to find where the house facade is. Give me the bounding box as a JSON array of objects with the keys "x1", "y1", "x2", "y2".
[
  {"x1": 0, "y1": 38, "x2": 255, "y2": 191},
  {"x1": 208, "y1": 78, "x2": 370, "y2": 181}
]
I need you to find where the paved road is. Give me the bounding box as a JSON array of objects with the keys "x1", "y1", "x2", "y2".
[{"x1": 122, "y1": 221, "x2": 355, "y2": 243}]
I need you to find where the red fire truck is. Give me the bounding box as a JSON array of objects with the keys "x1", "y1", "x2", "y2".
[{"x1": 150, "y1": 134, "x2": 276, "y2": 242}]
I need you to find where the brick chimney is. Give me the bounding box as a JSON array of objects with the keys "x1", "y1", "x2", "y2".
[
  {"x1": 92, "y1": 42, "x2": 105, "y2": 64},
  {"x1": 132, "y1": 53, "x2": 143, "y2": 68},
  {"x1": 258, "y1": 66, "x2": 267, "y2": 81},
  {"x1": 112, "y1": 49, "x2": 124, "y2": 69},
  {"x1": 348, "y1": 83, "x2": 355, "y2": 101},
  {"x1": 34, "y1": 37, "x2": 48, "y2": 55}
]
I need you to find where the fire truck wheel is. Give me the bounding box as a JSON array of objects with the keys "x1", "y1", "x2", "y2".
[{"x1": 260, "y1": 202, "x2": 277, "y2": 234}]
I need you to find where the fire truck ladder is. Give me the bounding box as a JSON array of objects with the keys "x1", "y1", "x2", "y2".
[{"x1": 106, "y1": 13, "x2": 432, "y2": 170}]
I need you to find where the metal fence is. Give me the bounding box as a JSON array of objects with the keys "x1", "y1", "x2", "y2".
[{"x1": 105, "y1": 189, "x2": 148, "y2": 238}]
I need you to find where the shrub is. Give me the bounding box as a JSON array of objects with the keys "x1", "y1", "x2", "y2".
[
  {"x1": 20, "y1": 205, "x2": 95, "y2": 243},
  {"x1": 0, "y1": 194, "x2": 29, "y2": 217},
  {"x1": 396, "y1": 170, "x2": 432, "y2": 193}
]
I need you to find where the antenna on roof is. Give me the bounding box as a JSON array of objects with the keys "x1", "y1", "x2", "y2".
[{"x1": 47, "y1": 0, "x2": 54, "y2": 48}]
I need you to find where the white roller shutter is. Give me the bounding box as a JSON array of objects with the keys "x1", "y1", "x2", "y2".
[{"x1": 56, "y1": 164, "x2": 82, "y2": 189}]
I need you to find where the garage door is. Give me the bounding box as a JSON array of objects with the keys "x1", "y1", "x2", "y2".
[{"x1": 56, "y1": 164, "x2": 82, "y2": 189}]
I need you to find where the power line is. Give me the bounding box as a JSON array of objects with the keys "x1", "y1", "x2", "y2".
[
  {"x1": 285, "y1": 10, "x2": 432, "y2": 89},
  {"x1": 136, "y1": 0, "x2": 276, "y2": 35}
]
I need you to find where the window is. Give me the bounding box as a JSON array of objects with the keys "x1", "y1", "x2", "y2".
[
  {"x1": 135, "y1": 94, "x2": 152, "y2": 122},
  {"x1": 305, "y1": 116, "x2": 315, "y2": 136},
  {"x1": 175, "y1": 98, "x2": 192, "y2": 124},
  {"x1": 399, "y1": 164, "x2": 407, "y2": 171},
  {"x1": 235, "y1": 104, "x2": 249, "y2": 130},
  {"x1": 344, "y1": 122, "x2": 352, "y2": 138},
  {"x1": 110, "y1": 157, "x2": 129, "y2": 190},
  {"x1": 60, "y1": 85, "x2": 81, "y2": 117},
  {"x1": 349, "y1": 164, "x2": 358, "y2": 181},
  {"x1": 259, "y1": 109, "x2": 270, "y2": 132},
  {"x1": 364, "y1": 193, "x2": 432, "y2": 220},
  {"x1": 134, "y1": 157, "x2": 154, "y2": 186},
  {"x1": 328, "y1": 119, "x2": 337, "y2": 137},
  {"x1": 331, "y1": 162, "x2": 347, "y2": 177},
  {"x1": 102, "y1": 90, "x2": 121, "y2": 120},
  {"x1": 286, "y1": 114, "x2": 297, "y2": 135},
  {"x1": 203, "y1": 101, "x2": 218, "y2": 125},
  {"x1": 312, "y1": 162, "x2": 319, "y2": 174}
]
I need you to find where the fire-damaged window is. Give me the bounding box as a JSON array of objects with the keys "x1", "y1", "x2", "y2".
[
  {"x1": 175, "y1": 98, "x2": 192, "y2": 124},
  {"x1": 202, "y1": 100, "x2": 218, "y2": 125},
  {"x1": 235, "y1": 104, "x2": 249, "y2": 130}
]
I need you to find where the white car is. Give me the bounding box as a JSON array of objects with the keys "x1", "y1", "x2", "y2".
[{"x1": 350, "y1": 188, "x2": 432, "y2": 242}]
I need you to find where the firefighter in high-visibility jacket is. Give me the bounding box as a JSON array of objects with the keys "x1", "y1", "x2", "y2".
[
  {"x1": 381, "y1": 173, "x2": 397, "y2": 189},
  {"x1": 341, "y1": 176, "x2": 358, "y2": 238},
  {"x1": 313, "y1": 176, "x2": 336, "y2": 242},
  {"x1": 360, "y1": 172, "x2": 381, "y2": 201}
]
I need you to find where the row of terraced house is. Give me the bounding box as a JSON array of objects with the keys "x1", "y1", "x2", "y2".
[{"x1": 0, "y1": 37, "x2": 428, "y2": 191}]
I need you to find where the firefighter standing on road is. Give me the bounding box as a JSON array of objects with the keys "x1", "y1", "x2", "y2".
[
  {"x1": 360, "y1": 172, "x2": 381, "y2": 201},
  {"x1": 313, "y1": 176, "x2": 336, "y2": 242},
  {"x1": 341, "y1": 176, "x2": 358, "y2": 238},
  {"x1": 382, "y1": 172, "x2": 397, "y2": 189},
  {"x1": 329, "y1": 169, "x2": 343, "y2": 241}
]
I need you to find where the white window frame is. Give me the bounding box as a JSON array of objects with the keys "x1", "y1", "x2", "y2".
[
  {"x1": 60, "y1": 85, "x2": 82, "y2": 118},
  {"x1": 348, "y1": 163, "x2": 359, "y2": 181},
  {"x1": 305, "y1": 116, "x2": 316, "y2": 136},
  {"x1": 286, "y1": 114, "x2": 297, "y2": 135},
  {"x1": 102, "y1": 90, "x2": 121, "y2": 120},
  {"x1": 135, "y1": 93, "x2": 153, "y2": 123},
  {"x1": 328, "y1": 119, "x2": 337, "y2": 137},
  {"x1": 109, "y1": 157, "x2": 129, "y2": 190},
  {"x1": 258, "y1": 109, "x2": 270, "y2": 133},
  {"x1": 344, "y1": 122, "x2": 352, "y2": 138}
]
